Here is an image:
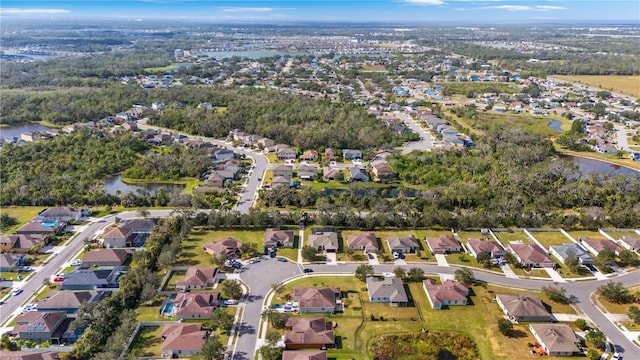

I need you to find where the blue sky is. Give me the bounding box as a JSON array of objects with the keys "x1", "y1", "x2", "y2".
[{"x1": 0, "y1": 1, "x2": 638, "y2": 23}]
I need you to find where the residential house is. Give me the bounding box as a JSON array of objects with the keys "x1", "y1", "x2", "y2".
[
  {"x1": 342, "y1": 149, "x2": 362, "y2": 161},
  {"x1": 174, "y1": 267, "x2": 218, "y2": 291},
  {"x1": 324, "y1": 148, "x2": 337, "y2": 161},
  {"x1": 300, "y1": 150, "x2": 319, "y2": 162},
  {"x1": 529, "y1": 324, "x2": 579, "y2": 357},
  {"x1": 308, "y1": 231, "x2": 339, "y2": 253},
  {"x1": 348, "y1": 167, "x2": 369, "y2": 182},
  {"x1": 264, "y1": 228, "x2": 295, "y2": 250},
  {"x1": 620, "y1": 236, "x2": 640, "y2": 251},
  {"x1": 508, "y1": 243, "x2": 556, "y2": 268},
  {"x1": 258, "y1": 138, "x2": 275, "y2": 149},
  {"x1": 205, "y1": 172, "x2": 226, "y2": 187},
  {"x1": 38, "y1": 207, "x2": 84, "y2": 222},
  {"x1": 466, "y1": 238, "x2": 505, "y2": 259},
  {"x1": 0, "y1": 253, "x2": 25, "y2": 272},
  {"x1": 496, "y1": 294, "x2": 552, "y2": 322},
  {"x1": 278, "y1": 147, "x2": 297, "y2": 161},
  {"x1": 161, "y1": 323, "x2": 208, "y2": 358},
  {"x1": 370, "y1": 163, "x2": 395, "y2": 183},
  {"x1": 422, "y1": 279, "x2": 469, "y2": 309},
  {"x1": 13, "y1": 311, "x2": 69, "y2": 344},
  {"x1": 82, "y1": 248, "x2": 131, "y2": 267},
  {"x1": 202, "y1": 237, "x2": 243, "y2": 257},
  {"x1": 273, "y1": 165, "x2": 294, "y2": 179},
  {"x1": 549, "y1": 243, "x2": 594, "y2": 265},
  {"x1": 284, "y1": 317, "x2": 335, "y2": 350},
  {"x1": 214, "y1": 149, "x2": 235, "y2": 162},
  {"x1": 0, "y1": 351, "x2": 60, "y2": 360},
  {"x1": 293, "y1": 287, "x2": 342, "y2": 313},
  {"x1": 366, "y1": 277, "x2": 408, "y2": 306},
  {"x1": 425, "y1": 235, "x2": 461, "y2": 254},
  {"x1": 120, "y1": 218, "x2": 156, "y2": 234},
  {"x1": 579, "y1": 237, "x2": 624, "y2": 256},
  {"x1": 16, "y1": 220, "x2": 66, "y2": 236},
  {"x1": 297, "y1": 165, "x2": 318, "y2": 180},
  {"x1": 0, "y1": 234, "x2": 49, "y2": 253},
  {"x1": 35, "y1": 291, "x2": 104, "y2": 313},
  {"x1": 346, "y1": 233, "x2": 378, "y2": 252},
  {"x1": 282, "y1": 350, "x2": 327, "y2": 360},
  {"x1": 272, "y1": 176, "x2": 291, "y2": 188},
  {"x1": 102, "y1": 226, "x2": 135, "y2": 248},
  {"x1": 322, "y1": 167, "x2": 341, "y2": 181},
  {"x1": 60, "y1": 267, "x2": 124, "y2": 290},
  {"x1": 243, "y1": 134, "x2": 261, "y2": 146},
  {"x1": 386, "y1": 235, "x2": 420, "y2": 254},
  {"x1": 172, "y1": 292, "x2": 220, "y2": 320}
]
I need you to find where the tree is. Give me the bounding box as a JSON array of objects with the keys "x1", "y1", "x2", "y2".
[
  {"x1": 575, "y1": 318, "x2": 589, "y2": 331},
  {"x1": 542, "y1": 284, "x2": 570, "y2": 304},
  {"x1": 406, "y1": 267, "x2": 425, "y2": 282},
  {"x1": 619, "y1": 250, "x2": 640, "y2": 266},
  {"x1": 301, "y1": 246, "x2": 319, "y2": 262},
  {"x1": 393, "y1": 267, "x2": 406, "y2": 279},
  {"x1": 585, "y1": 328, "x2": 606, "y2": 350},
  {"x1": 0, "y1": 213, "x2": 18, "y2": 232},
  {"x1": 503, "y1": 252, "x2": 518, "y2": 266},
  {"x1": 137, "y1": 208, "x2": 150, "y2": 219},
  {"x1": 587, "y1": 349, "x2": 601, "y2": 360},
  {"x1": 211, "y1": 308, "x2": 235, "y2": 334},
  {"x1": 594, "y1": 249, "x2": 616, "y2": 273},
  {"x1": 201, "y1": 336, "x2": 226, "y2": 360},
  {"x1": 261, "y1": 308, "x2": 287, "y2": 329},
  {"x1": 355, "y1": 264, "x2": 374, "y2": 282},
  {"x1": 497, "y1": 318, "x2": 513, "y2": 336},
  {"x1": 564, "y1": 255, "x2": 581, "y2": 273},
  {"x1": 476, "y1": 251, "x2": 492, "y2": 268},
  {"x1": 597, "y1": 281, "x2": 631, "y2": 304},
  {"x1": 222, "y1": 280, "x2": 242, "y2": 300},
  {"x1": 627, "y1": 305, "x2": 640, "y2": 324},
  {"x1": 271, "y1": 281, "x2": 285, "y2": 297},
  {"x1": 454, "y1": 268, "x2": 475, "y2": 285}
]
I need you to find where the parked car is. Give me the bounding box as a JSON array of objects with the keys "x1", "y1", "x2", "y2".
[
  {"x1": 277, "y1": 257, "x2": 287, "y2": 262},
  {"x1": 19, "y1": 266, "x2": 33, "y2": 272},
  {"x1": 223, "y1": 299, "x2": 239, "y2": 306},
  {"x1": 53, "y1": 276, "x2": 65, "y2": 283},
  {"x1": 303, "y1": 268, "x2": 313, "y2": 273},
  {"x1": 611, "y1": 353, "x2": 622, "y2": 360},
  {"x1": 11, "y1": 288, "x2": 23, "y2": 296},
  {"x1": 70, "y1": 259, "x2": 83, "y2": 266},
  {"x1": 367, "y1": 253, "x2": 375, "y2": 260}
]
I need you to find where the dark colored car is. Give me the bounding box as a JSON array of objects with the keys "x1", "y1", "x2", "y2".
[
  {"x1": 303, "y1": 268, "x2": 313, "y2": 273},
  {"x1": 277, "y1": 257, "x2": 287, "y2": 262}
]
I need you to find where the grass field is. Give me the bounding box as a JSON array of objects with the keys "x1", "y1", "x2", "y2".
[
  {"x1": 508, "y1": 266, "x2": 552, "y2": 279},
  {"x1": 448, "y1": 111, "x2": 564, "y2": 137},
  {"x1": 527, "y1": 231, "x2": 573, "y2": 249},
  {"x1": 0, "y1": 206, "x2": 44, "y2": 234},
  {"x1": 601, "y1": 231, "x2": 640, "y2": 241},
  {"x1": 446, "y1": 253, "x2": 504, "y2": 273},
  {"x1": 126, "y1": 326, "x2": 163, "y2": 358},
  {"x1": 551, "y1": 75, "x2": 640, "y2": 98},
  {"x1": 493, "y1": 230, "x2": 529, "y2": 244},
  {"x1": 278, "y1": 276, "x2": 580, "y2": 360},
  {"x1": 596, "y1": 294, "x2": 640, "y2": 315},
  {"x1": 143, "y1": 63, "x2": 177, "y2": 73},
  {"x1": 567, "y1": 231, "x2": 606, "y2": 241}
]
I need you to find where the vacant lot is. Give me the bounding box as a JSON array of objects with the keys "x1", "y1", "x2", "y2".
[
  {"x1": 0, "y1": 206, "x2": 43, "y2": 234},
  {"x1": 601, "y1": 230, "x2": 640, "y2": 241},
  {"x1": 493, "y1": 230, "x2": 529, "y2": 245},
  {"x1": 552, "y1": 75, "x2": 640, "y2": 98},
  {"x1": 446, "y1": 253, "x2": 503, "y2": 273},
  {"x1": 567, "y1": 231, "x2": 606, "y2": 242}
]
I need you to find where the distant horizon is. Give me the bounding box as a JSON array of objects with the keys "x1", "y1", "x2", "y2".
[{"x1": 1, "y1": 1, "x2": 639, "y2": 24}]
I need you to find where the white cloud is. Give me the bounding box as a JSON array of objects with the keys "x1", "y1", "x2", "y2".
[
  {"x1": 403, "y1": 0, "x2": 445, "y2": 5},
  {"x1": 222, "y1": 7, "x2": 273, "y2": 13},
  {"x1": 0, "y1": 8, "x2": 70, "y2": 14},
  {"x1": 536, "y1": 5, "x2": 566, "y2": 11},
  {"x1": 487, "y1": 5, "x2": 532, "y2": 11}
]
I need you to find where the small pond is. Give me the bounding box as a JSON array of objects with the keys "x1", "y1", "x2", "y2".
[{"x1": 104, "y1": 175, "x2": 185, "y2": 196}]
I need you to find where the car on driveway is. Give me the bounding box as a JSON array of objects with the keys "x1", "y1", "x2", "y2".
[
  {"x1": 303, "y1": 268, "x2": 313, "y2": 273},
  {"x1": 19, "y1": 266, "x2": 33, "y2": 272},
  {"x1": 223, "y1": 299, "x2": 239, "y2": 306},
  {"x1": 611, "y1": 353, "x2": 622, "y2": 360},
  {"x1": 53, "y1": 275, "x2": 65, "y2": 283},
  {"x1": 277, "y1": 257, "x2": 287, "y2": 262},
  {"x1": 11, "y1": 288, "x2": 23, "y2": 296},
  {"x1": 367, "y1": 253, "x2": 375, "y2": 260},
  {"x1": 70, "y1": 259, "x2": 83, "y2": 266}
]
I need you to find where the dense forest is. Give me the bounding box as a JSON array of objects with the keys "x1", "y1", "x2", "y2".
[
  {"x1": 148, "y1": 87, "x2": 415, "y2": 150},
  {"x1": 0, "y1": 129, "x2": 148, "y2": 206},
  {"x1": 122, "y1": 147, "x2": 211, "y2": 181}
]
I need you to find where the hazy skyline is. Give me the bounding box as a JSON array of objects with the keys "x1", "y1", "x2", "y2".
[{"x1": 0, "y1": 1, "x2": 639, "y2": 23}]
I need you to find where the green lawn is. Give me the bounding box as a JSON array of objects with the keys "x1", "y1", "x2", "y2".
[
  {"x1": 549, "y1": 255, "x2": 592, "y2": 279},
  {"x1": 527, "y1": 231, "x2": 573, "y2": 249},
  {"x1": 275, "y1": 276, "x2": 579, "y2": 360},
  {"x1": 601, "y1": 231, "x2": 639, "y2": 241},
  {"x1": 568, "y1": 231, "x2": 606, "y2": 241},
  {"x1": 507, "y1": 265, "x2": 551, "y2": 279},
  {"x1": 493, "y1": 230, "x2": 529, "y2": 244},
  {"x1": 143, "y1": 63, "x2": 177, "y2": 72},
  {"x1": 164, "y1": 271, "x2": 186, "y2": 291},
  {"x1": 0, "y1": 206, "x2": 44, "y2": 234},
  {"x1": 456, "y1": 231, "x2": 490, "y2": 243},
  {"x1": 446, "y1": 253, "x2": 503, "y2": 273},
  {"x1": 35, "y1": 284, "x2": 58, "y2": 300},
  {"x1": 176, "y1": 228, "x2": 267, "y2": 267},
  {"x1": 125, "y1": 326, "x2": 163, "y2": 359},
  {"x1": 136, "y1": 296, "x2": 166, "y2": 322},
  {"x1": 595, "y1": 292, "x2": 640, "y2": 315}
]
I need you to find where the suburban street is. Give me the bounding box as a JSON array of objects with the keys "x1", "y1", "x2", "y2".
[
  {"x1": 614, "y1": 124, "x2": 633, "y2": 153},
  {"x1": 395, "y1": 112, "x2": 435, "y2": 153}
]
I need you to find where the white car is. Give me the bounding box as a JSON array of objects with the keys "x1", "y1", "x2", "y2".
[
  {"x1": 223, "y1": 299, "x2": 238, "y2": 306},
  {"x1": 11, "y1": 288, "x2": 23, "y2": 296},
  {"x1": 611, "y1": 352, "x2": 622, "y2": 360},
  {"x1": 70, "y1": 259, "x2": 83, "y2": 266}
]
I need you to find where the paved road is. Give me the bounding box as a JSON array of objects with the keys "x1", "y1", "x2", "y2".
[
  {"x1": 138, "y1": 122, "x2": 269, "y2": 214},
  {"x1": 614, "y1": 124, "x2": 633, "y2": 153},
  {"x1": 395, "y1": 112, "x2": 434, "y2": 154}
]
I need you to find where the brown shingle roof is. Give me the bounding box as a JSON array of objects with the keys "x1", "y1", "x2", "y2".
[
  {"x1": 161, "y1": 323, "x2": 207, "y2": 352},
  {"x1": 467, "y1": 238, "x2": 503, "y2": 255},
  {"x1": 202, "y1": 237, "x2": 243, "y2": 256},
  {"x1": 82, "y1": 248, "x2": 131, "y2": 265},
  {"x1": 509, "y1": 243, "x2": 555, "y2": 266},
  {"x1": 14, "y1": 311, "x2": 66, "y2": 334},
  {"x1": 580, "y1": 237, "x2": 624, "y2": 254},
  {"x1": 293, "y1": 287, "x2": 339, "y2": 309},
  {"x1": 102, "y1": 226, "x2": 132, "y2": 239},
  {"x1": 175, "y1": 267, "x2": 218, "y2": 288},
  {"x1": 174, "y1": 292, "x2": 220, "y2": 317},
  {"x1": 423, "y1": 279, "x2": 469, "y2": 306},
  {"x1": 284, "y1": 318, "x2": 334, "y2": 347},
  {"x1": 425, "y1": 235, "x2": 460, "y2": 253},
  {"x1": 282, "y1": 350, "x2": 327, "y2": 360},
  {"x1": 346, "y1": 233, "x2": 377, "y2": 249},
  {"x1": 264, "y1": 228, "x2": 294, "y2": 247},
  {"x1": 529, "y1": 324, "x2": 579, "y2": 354},
  {"x1": 496, "y1": 294, "x2": 551, "y2": 319}
]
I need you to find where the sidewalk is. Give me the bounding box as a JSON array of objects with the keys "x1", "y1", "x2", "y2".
[
  {"x1": 500, "y1": 264, "x2": 518, "y2": 278},
  {"x1": 544, "y1": 268, "x2": 565, "y2": 282}
]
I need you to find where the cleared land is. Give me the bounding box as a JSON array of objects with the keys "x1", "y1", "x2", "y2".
[
  {"x1": 551, "y1": 75, "x2": 640, "y2": 98},
  {"x1": 143, "y1": 63, "x2": 177, "y2": 73},
  {"x1": 0, "y1": 206, "x2": 44, "y2": 234}
]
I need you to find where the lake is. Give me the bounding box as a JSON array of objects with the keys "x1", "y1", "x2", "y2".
[
  {"x1": 563, "y1": 155, "x2": 640, "y2": 178},
  {"x1": 1, "y1": 123, "x2": 56, "y2": 139},
  {"x1": 104, "y1": 175, "x2": 185, "y2": 196},
  {"x1": 548, "y1": 119, "x2": 564, "y2": 132}
]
